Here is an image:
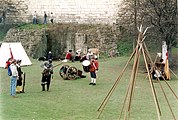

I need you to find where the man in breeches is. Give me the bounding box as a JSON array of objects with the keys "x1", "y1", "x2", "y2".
[{"x1": 41, "y1": 59, "x2": 53, "y2": 91}]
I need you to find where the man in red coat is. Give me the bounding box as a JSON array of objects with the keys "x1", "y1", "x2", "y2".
[
  {"x1": 89, "y1": 55, "x2": 99, "y2": 85},
  {"x1": 65, "y1": 50, "x2": 73, "y2": 62}
]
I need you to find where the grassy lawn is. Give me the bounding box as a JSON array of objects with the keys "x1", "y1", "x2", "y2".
[{"x1": 0, "y1": 55, "x2": 178, "y2": 120}]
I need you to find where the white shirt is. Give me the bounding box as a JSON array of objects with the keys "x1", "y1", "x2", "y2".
[
  {"x1": 86, "y1": 52, "x2": 93, "y2": 60},
  {"x1": 33, "y1": 12, "x2": 37, "y2": 18},
  {"x1": 10, "y1": 64, "x2": 18, "y2": 77},
  {"x1": 50, "y1": 13, "x2": 54, "y2": 19}
]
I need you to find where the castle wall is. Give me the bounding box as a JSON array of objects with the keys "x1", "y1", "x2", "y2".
[
  {"x1": 4, "y1": 24, "x2": 118, "y2": 59},
  {"x1": 0, "y1": 0, "x2": 123, "y2": 24}
]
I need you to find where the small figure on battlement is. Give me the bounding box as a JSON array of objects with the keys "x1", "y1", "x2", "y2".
[{"x1": 33, "y1": 11, "x2": 37, "y2": 24}]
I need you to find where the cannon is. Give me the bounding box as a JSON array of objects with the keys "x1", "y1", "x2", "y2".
[
  {"x1": 59, "y1": 65, "x2": 78, "y2": 80},
  {"x1": 59, "y1": 65, "x2": 84, "y2": 80}
]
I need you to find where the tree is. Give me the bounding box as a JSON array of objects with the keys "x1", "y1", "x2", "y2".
[
  {"x1": 145, "y1": 0, "x2": 177, "y2": 63},
  {"x1": 116, "y1": 0, "x2": 177, "y2": 64}
]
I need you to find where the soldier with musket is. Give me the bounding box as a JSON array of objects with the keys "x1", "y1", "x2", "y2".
[
  {"x1": 41, "y1": 59, "x2": 53, "y2": 91},
  {"x1": 16, "y1": 60, "x2": 23, "y2": 93}
]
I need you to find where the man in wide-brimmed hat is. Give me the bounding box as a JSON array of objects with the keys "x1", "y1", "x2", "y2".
[{"x1": 16, "y1": 60, "x2": 23, "y2": 93}]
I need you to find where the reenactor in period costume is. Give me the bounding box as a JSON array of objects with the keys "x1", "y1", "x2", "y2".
[
  {"x1": 86, "y1": 49, "x2": 93, "y2": 60},
  {"x1": 47, "y1": 51, "x2": 53, "y2": 61},
  {"x1": 41, "y1": 59, "x2": 53, "y2": 91},
  {"x1": 16, "y1": 60, "x2": 23, "y2": 93},
  {"x1": 89, "y1": 55, "x2": 99, "y2": 85},
  {"x1": 65, "y1": 50, "x2": 74, "y2": 62}
]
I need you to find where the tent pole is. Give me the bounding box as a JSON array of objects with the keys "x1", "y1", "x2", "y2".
[
  {"x1": 142, "y1": 46, "x2": 161, "y2": 120},
  {"x1": 170, "y1": 68, "x2": 178, "y2": 80},
  {"x1": 97, "y1": 48, "x2": 137, "y2": 119},
  {"x1": 157, "y1": 79, "x2": 176, "y2": 120}
]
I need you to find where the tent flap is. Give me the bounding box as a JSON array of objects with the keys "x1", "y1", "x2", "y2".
[{"x1": 0, "y1": 42, "x2": 32, "y2": 67}]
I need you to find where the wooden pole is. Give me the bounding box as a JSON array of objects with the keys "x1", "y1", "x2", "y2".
[
  {"x1": 53, "y1": 62, "x2": 63, "y2": 68},
  {"x1": 154, "y1": 65, "x2": 178, "y2": 100},
  {"x1": 148, "y1": 67, "x2": 162, "y2": 116},
  {"x1": 147, "y1": 58, "x2": 178, "y2": 119},
  {"x1": 142, "y1": 47, "x2": 161, "y2": 120},
  {"x1": 119, "y1": 47, "x2": 140, "y2": 120},
  {"x1": 143, "y1": 45, "x2": 162, "y2": 116},
  {"x1": 97, "y1": 47, "x2": 137, "y2": 118},
  {"x1": 97, "y1": 25, "x2": 177, "y2": 119},
  {"x1": 124, "y1": 48, "x2": 141, "y2": 120},
  {"x1": 124, "y1": 48, "x2": 140, "y2": 120},
  {"x1": 119, "y1": 74, "x2": 135, "y2": 120},
  {"x1": 163, "y1": 80, "x2": 178, "y2": 100},
  {"x1": 169, "y1": 68, "x2": 178, "y2": 80},
  {"x1": 144, "y1": 43, "x2": 178, "y2": 100},
  {"x1": 127, "y1": 46, "x2": 141, "y2": 114},
  {"x1": 157, "y1": 79, "x2": 176, "y2": 120},
  {"x1": 22, "y1": 73, "x2": 26, "y2": 93}
]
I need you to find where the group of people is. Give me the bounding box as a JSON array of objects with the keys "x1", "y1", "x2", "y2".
[
  {"x1": 6, "y1": 49, "x2": 99, "y2": 97},
  {"x1": 33, "y1": 11, "x2": 54, "y2": 24},
  {"x1": 64, "y1": 49, "x2": 96, "y2": 62},
  {"x1": 64, "y1": 49, "x2": 99, "y2": 85},
  {"x1": 5, "y1": 58, "x2": 24, "y2": 98}
]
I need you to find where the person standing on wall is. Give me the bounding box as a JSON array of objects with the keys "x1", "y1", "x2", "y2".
[
  {"x1": 89, "y1": 55, "x2": 99, "y2": 86},
  {"x1": 50, "y1": 12, "x2": 54, "y2": 24},
  {"x1": 2, "y1": 10, "x2": 6, "y2": 24},
  {"x1": 43, "y1": 11, "x2": 47, "y2": 24},
  {"x1": 10, "y1": 59, "x2": 18, "y2": 98},
  {"x1": 33, "y1": 11, "x2": 37, "y2": 24},
  {"x1": 16, "y1": 60, "x2": 23, "y2": 93}
]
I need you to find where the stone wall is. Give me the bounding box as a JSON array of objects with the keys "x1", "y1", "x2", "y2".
[
  {"x1": 0, "y1": 0, "x2": 123, "y2": 24},
  {"x1": 4, "y1": 24, "x2": 119, "y2": 59},
  {"x1": 4, "y1": 28, "x2": 47, "y2": 58},
  {"x1": 0, "y1": 0, "x2": 29, "y2": 23}
]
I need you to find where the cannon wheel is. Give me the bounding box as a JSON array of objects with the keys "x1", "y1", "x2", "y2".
[
  {"x1": 66, "y1": 67, "x2": 78, "y2": 80},
  {"x1": 59, "y1": 65, "x2": 70, "y2": 80}
]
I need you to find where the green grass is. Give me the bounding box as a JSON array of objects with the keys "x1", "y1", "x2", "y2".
[
  {"x1": 0, "y1": 56, "x2": 178, "y2": 120},
  {"x1": 15, "y1": 23, "x2": 48, "y2": 30},
  {"x1": 172, "y1": 47, "x2": 178, "y2": 55},
  {"x1": 0, "y1": 32, "x2": 6, "y2": 41}
]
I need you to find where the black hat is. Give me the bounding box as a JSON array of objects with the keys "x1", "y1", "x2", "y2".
[{"x1": 17, "y1": 59, "x2": 22, "y2": 63}]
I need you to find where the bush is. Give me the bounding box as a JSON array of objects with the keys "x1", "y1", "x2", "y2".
[{"x1": 117, "y1": 39, "x2": 133, "y2": 56}]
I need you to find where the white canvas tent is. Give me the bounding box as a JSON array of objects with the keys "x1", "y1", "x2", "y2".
[{"x1": 0, "y1": 42, "x2": 32, "y2": 67}]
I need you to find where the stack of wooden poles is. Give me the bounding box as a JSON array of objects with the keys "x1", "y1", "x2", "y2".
[{"x1": 97, "y1": 24, "x2": 178, "y2": 120}]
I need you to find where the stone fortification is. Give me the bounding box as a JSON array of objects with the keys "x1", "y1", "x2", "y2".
[
  {"x1": 0, "y1": 0, "x2": 123, "y2": 24},
  {"x1": 4, "y1": 28, "x2": 47, "y2": 58},
  {"x1": 4, "y1": 24, "x2": 119, "y2": 59}
]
